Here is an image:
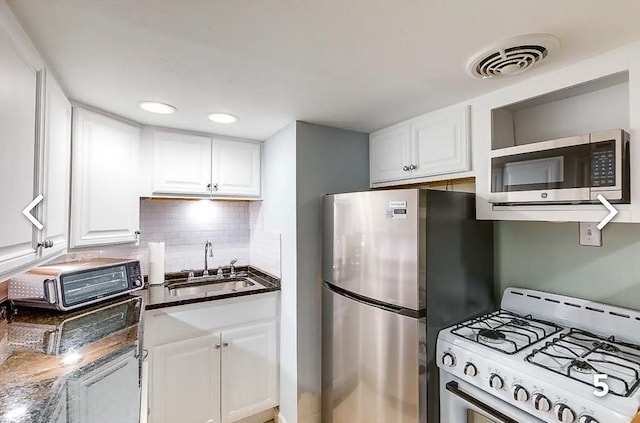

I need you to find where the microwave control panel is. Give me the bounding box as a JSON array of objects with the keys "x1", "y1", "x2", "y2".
[{"x1": 591, "y1": 141, "x2": 616, "y2": 187}]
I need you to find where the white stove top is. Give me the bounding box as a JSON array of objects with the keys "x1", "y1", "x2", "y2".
[{"x1": 437, "y1": 288, "x2": 640, "y2": 423}]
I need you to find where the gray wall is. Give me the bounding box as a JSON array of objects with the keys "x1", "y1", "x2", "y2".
[
  {"x1": 295, "y1": 122, "x2": 370, "y2": 422},
  {"x1": 261, "y1": 123, "x2": 298, "y2": 423},
  {"x1": 495, "y1": 221, "x2": 640, "y2": 309}
]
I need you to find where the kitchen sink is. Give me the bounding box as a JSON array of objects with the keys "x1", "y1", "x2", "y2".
[{"x1": 167, "y1": 276, "x2": 266, "y2": 297}]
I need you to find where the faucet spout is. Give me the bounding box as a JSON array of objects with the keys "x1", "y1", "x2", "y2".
[{"x1": 204, "y1": 241, "x2": 213, "y2": 275}]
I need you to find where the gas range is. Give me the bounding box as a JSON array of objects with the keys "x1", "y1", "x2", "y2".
[{"x1": 437, "y1": 288, "x2": 640, "y2": 423}]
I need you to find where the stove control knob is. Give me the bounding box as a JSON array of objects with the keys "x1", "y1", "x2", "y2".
[
  {"x1": 463, "y1": 363, "x2": 477, "y2": 377},
  {"x1": 489, "y1": 374, "x2": 504, "y2": 390},
  {"x1": 532, "y1": 393, "x2": 551, "y2": 412},
  {"x1": 512, "y1": 385, "x2": 529, "y2": 402},
  {"x1": 554, "y1": 403, "x2": 575, "y2": 422},
  {"x1": 578, "y1": 416, "x2": 598, "y2": 423},
  {"x1": 441, "y1": 353, "x2": 456, "y2": 367}
]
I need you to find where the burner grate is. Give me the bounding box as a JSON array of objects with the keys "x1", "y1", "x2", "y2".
[
  {"x1": 525, "y1": 328, "x2": 640, "y2": 397},
  {"x1": 450, "y1": 310, "x2": 563, "y2": 355}
]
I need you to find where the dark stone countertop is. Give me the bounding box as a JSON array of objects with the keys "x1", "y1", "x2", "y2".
[
  {"x1": 0, "y1": 295, "x2": 143, "y2": 423},
  {"x1": 0, "y1": 266, "x2": 279, "y2": 422},
  {"x1": 135, "y1": 265, "x2": 281, "y2": 311}
]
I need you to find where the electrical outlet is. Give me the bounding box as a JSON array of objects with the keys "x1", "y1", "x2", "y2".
[{"x1": 579, "y1": 222, "x2": 602, "y2": 247}]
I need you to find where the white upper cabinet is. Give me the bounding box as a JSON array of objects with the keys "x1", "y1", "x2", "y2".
[
  {"x1": 70, "y1": 108, "x2": 141, "y2": 248},
  {"x1": 212, "y1": 139, "x2": 261, "y2": 197},
  {"x1": 0, "y1": 5, "x2": 72, "y2": 281},
  {"x1": 150, "y1": 130, "x2": 262, "y2": 198},
  {"x1": 152, "y1": 130, "x2": 212, "y2": 195},
  {"x1": 411, "y1": 106, "x2": 470, "y2": 178},
  {"x1": 40, "y1": 73, "x2": 71, "y2": 260},
  {"x1": 369, "y1": 105, "x2": 471, "y2": 186},
  {"x1": 369, "y1": 125, "x2": 411, "y2": 183},
  {"x1": 0, "y1": 18, "x2": 41, "y2": 278}
]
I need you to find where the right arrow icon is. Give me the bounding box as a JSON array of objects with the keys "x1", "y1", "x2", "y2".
[{"x1": 597, "y1": 194, "x2": 618, "y2": 230}]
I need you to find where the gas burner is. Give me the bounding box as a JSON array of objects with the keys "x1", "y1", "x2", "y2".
[
  {"x1": 594, "y1": 341, "x2": 620, "y2": 354},
  {"x1": 570, "y1": 359, "x2": 595, "y2": 374},
  {"x1": 451, "y1": 310, "x2": 562, "y2": 355},
  {"x1": 478, "y1": 329, "x2": 506, "y2": 344},
  {"x1": 526, "y1": 328, "x2": 640, "y2": 397}
]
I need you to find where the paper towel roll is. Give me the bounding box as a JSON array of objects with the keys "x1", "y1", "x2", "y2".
[{"x1": 148, "y1": 242, "x2": 165, "y2": 285}]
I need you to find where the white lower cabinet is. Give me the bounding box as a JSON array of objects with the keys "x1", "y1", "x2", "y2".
[
  {"x1": 145, "y1": 293, "x2": 279, "y2": 423},
  {"x1": 67, "y1": 349, "x2": 140, "y2": 423},
  {"x1": 221, "y1": 322, "x2": 278, "y2": 422},
  {"x1": 152, "y1": 334, "x2": 221, "y2": 423}
]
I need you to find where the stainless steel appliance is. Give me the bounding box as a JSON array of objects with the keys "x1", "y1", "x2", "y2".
[
  {"x1": 437, "y1": 288, "x2": 640, "y2": 423},
  {"x1": 489, "y1": 129, "x2": 630, "y2": 205},
  {"x1": 9, "y1": 258, "x2": 144, "y2": 311},
  {"x1": 322, "y1": 189, "x2": 494, "y2": 423}
]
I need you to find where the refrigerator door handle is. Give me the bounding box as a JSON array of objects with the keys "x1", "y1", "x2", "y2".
[{"x1": 325, "y1": 282, "x2": 411, "y2": 315}]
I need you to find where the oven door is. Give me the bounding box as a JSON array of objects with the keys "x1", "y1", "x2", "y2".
[
  {"x1": 440, "y1": 374, "x2": 542, "y2": 423},
  {"x1": 59, "y1": 265, "x2": 131, "y2": 310}
]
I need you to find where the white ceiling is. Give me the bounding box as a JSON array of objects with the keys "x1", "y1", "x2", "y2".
[{"x1": 9, "y1": 0, "x2": 640, "y2": 140}]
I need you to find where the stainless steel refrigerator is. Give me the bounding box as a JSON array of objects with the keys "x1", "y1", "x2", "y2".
[{"x1": 322, "y1": 189, "x2": 494, "y2": 423}]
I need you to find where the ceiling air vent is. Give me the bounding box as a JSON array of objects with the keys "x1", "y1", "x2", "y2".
[{"x1": 467, "y1": 34, "x2": 560, "y2": 79}]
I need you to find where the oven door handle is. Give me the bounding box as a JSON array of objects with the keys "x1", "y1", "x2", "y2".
[{"x1": 446, "y1": 381, "x2": 519, "y2": 423}]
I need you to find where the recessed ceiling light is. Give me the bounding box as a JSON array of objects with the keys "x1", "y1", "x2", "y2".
[
  {"x1": 139, "y1": 101, "x2": 176, "y2": 114},
  {"x1": 208, "y1": 113, "x2": 237, "y2": 124}
]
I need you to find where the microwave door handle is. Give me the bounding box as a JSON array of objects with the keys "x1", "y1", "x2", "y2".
[
  {"x1": 445, "y1": 382, "x2": 519, "y2": 423},
  {"x1": 44, "y1": 279, "x2": 58, "y2": 304}
]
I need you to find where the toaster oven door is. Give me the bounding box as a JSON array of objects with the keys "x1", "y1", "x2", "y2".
[{"x1": 60, "y1": 265, "x2": 130, "y2": 310}]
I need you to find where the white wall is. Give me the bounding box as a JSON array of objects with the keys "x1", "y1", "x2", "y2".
[
  {"x1": 295, "y1": 122, "x2": 369, "y2": 423},
  {"x1": 260, "y1": 122, "x2": 298, "y2": 423}
]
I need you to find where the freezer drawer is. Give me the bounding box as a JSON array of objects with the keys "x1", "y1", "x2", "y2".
[
  {"x1": 322, "y1": 284, "x2": 425, "y2": 423},
  {"x1": 323, "y1": 189, "x2": 422, "y2": 310}
]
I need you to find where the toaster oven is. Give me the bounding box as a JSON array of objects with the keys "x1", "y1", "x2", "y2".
[{"x1": 9, "y1": 258, "x2": 143, "y2": 311}]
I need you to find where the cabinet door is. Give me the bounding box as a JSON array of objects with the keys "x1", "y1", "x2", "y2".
[
  {"x1": 410, "y1": 106, "x2": 470, "y2": 178},
  {"x1": 0, "y1": 21, "x2": 41, "y2": 279},
  {"x1": 150, "y1": 334, "x2": 221, "y2": 423},
  {"x1": 211, "y1": 139, "x2": 261, "y2": 197},
  {"x1": 221, "y1": 321, "x2": 278, "y2": 423},
  {"x1": 153, "y1": 130, "x2": 212, "y2": 195},
  {"x1": 369, "y1": 125, "x2": 412, "y2": 184},
  {"x1": 40, "y1": 72, "x2": 71, "y2": 260},
  {"x1": 68, "y1": 349, "x2": 140, "y2": 423},
  {"x1": 70, "y1": 108, "x2": 140, "y2": 248}
]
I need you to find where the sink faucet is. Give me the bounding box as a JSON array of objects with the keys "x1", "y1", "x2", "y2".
[
  {"x1": 204, "y1": 241, "x2": 213, "y2": 276},
  {"x1": 229, "y1": 258, "x2": 238, "y2": 277}
]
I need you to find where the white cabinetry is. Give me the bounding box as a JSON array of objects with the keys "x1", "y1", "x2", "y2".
[
  {"x1": 0, "y1": 5, "x2": 71, "y2": 281},
  {"x1": 152, "y1": 334, "x2": 221, "y2": 423},
  {"x1": 370, "y1": 105, "x2": 470, "y2": 186},
  {"x1": 151, "y1": 129, "x2": 261, "y2": 198},
  {"x1": 212, "y1": 139, "x2": 261, "y2": 197},
  {"x1": 145, "y1": 293, "x2": 279, "y2": 423},
  {"x1": 152, "y1": 131, "x2": 212, "y2": 195},
  {"x1": 68, "y1": 349, "x2": 140, "y2": 423},
  {"x1": 369, "y1": 125, "x2": 411, "y2": 183},
  {"x1": 70, "y1": 108, "x2": 141, "y2": 248},
  {"x1": 41, "y1": 74, "x2": 72, "y2": 259},
  {"x1": 221, "y1": 322, "x2": 278, "y2": 422}
]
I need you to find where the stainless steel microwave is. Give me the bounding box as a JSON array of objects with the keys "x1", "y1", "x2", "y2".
[
  {"x1": 489, "y1": 129, "x2": 630, "y2": 205},
  {"x1": 9, "y1": 258, "x2": 144, "y2": 311}
]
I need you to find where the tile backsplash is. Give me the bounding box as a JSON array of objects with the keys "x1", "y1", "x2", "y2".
[{"x1": 104, "y1": 199, "x2": 251, "y2": 274}]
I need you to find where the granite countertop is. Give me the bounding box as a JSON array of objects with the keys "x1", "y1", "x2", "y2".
[
  {"x1": 0, "y1": 296, "x2": 143, "y2": 423},
  {"x1": 135, "y1": 265, "x2": 281, "y2": 311}
]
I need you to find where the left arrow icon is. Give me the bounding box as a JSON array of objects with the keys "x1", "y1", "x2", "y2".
[{"x1": 22, "y1": 194, "x2": 44, "y2": 230}]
